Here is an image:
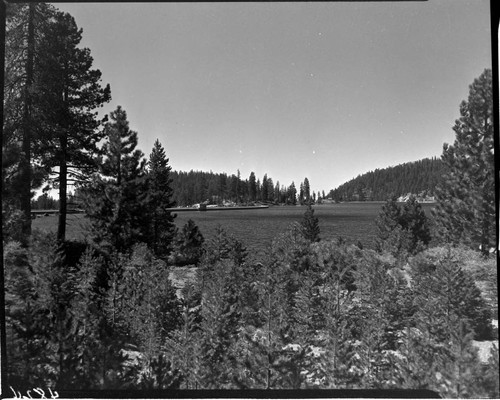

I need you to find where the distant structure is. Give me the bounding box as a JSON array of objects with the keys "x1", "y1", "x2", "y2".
[{"x1": 397, "y1": 193, "x2": 435, "y2": 203}]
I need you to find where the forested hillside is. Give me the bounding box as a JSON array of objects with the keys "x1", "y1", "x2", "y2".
[{"x1": 328, "y1": 157, "x2": 444, "y2": 202}]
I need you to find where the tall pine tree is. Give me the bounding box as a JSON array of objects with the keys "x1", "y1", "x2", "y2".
[
  {"x1": 144, "y1": 139, "x2": 177, "y2": 258},
  {"x1": 432, "y1": 69, "x2": 495, "y2": 253},
  {"x1": 248, "y1": 172, "x2": 257, "y2": 202},
  {"x1": 3, "y1": 3, "x2": 58, "y2": 243},
  {"x1": 82, "y1": 106, "x2": 146, "y2": 253},
  {"x1": 303, "y1": 178, "x2": 311, "y2": 204},
  {"x1": 100, "y1": 106, "x2": 143, "y2": 186},
  {"x1": 36, "y1": 11, "x2": 111, "y2": 242}
]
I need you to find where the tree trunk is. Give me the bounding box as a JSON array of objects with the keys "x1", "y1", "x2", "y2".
[
  {"x1": 57, "y1": 65, "x2": 69, "y2": 242},
  {"x1": 58, "y1": 135, "x2": 68, "y2": 242},
  {"x1": 20, "y1": 3, "x2": 36, "y2": 241}
]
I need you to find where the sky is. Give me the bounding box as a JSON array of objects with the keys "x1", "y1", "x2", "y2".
[{"x1": 53, "y1": 0, "x2": 492, "y2": 195}]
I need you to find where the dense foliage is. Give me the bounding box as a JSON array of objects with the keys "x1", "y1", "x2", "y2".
[
  {"x1": 3, "y1": 4, "x2": 497, "y2": 398},
  {"x1": 143, "y1": 139, "x2": 177, "y2": 258},
  {"x1": 3, "y1": 4, "x2": 111, "y2": 243},
  {"x1": 81, "y1": 106, "x2": 148, "y2": 253},
  {"x1": 375, "y1": 196, "x2": 432, "y2": 261},
  {"x1": 328, "y1": 157, "x2": 444, "y2": 202},
  {"x1": 5, "y1": 224, "x2": 497, "y2": 395},
  {"x1": 170, "y1": 170, "x2": 314, "y2": 207},
  {"x1": 432, "y1": 69, "x2": 495, "y2": 253}
]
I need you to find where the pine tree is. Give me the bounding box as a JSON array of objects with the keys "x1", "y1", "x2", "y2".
[
  {"x1": 375, "y1": 196, "x2": 431, "y2": 260},
  {"x1": 172, "y1": 219, "x2": 205, "y2": 266},
  {"x1": 4, "y1": 239, "x2": 50, "y2": 389},
  {"x1": 4, "y1": 232, "x2": 101, "y2": 389},
  {"x1": 198, "y1": 259, "x2": 242, "y2": 388},
  {"x1": 399, "y1": 196, "x2": 432, "y2": 253},
  {"x1": 311, "y1": 241, "x2": 358, "y2": 388},
  {"x1": 303, "y1": 178, "x2": 311, "y2": 204},
  {"x1": 290, "y1": 264, "x2": 330, "y2": 388},
  {"x1": 274, "y1": 181, "x2": 281, "y2": 203},
  {"x1": 4, "y1": 3, "x2": 36, "y2": 240},
  {"x1": 239, "y1": 242, "x2": 308, "y2": 389},
  {"x1": 111, "y1": 244, "x2": 182, "y2": 387},
  {"x1": 262, "y1": 174, "x2": 269, "y2": 203},
  {"x1": 69, "y1": 247, "x2": 129, "y2": 389},
  {"x1": 248, "y1": 172, "x2": 257, "y2": 202},
  {"x1": 202, "y1": 225, "x2": 248, "y2": 268},
  {"x1": 300, "y1": 204, "x2": 320, "y2": 242},
  {"x1": 287, "y1": 182, "x2": 297, "y2": 205},
  {"x1": 181, "y1": 228, "x2": 251, "y2": 388},
  {"x1": 144, "y1": 139, "x2": 176, "y2": 258},
  {"x1": 100, "y1": 252, "x2": 134, "y2": 388},
  {"x1": 164, "y1": 282, "x2": 204, "y2": 389},
  {"x1": 433, "y1": 69, "x2": 495, "y2": 253},
  {"x1": 82, "y1": 106, "x2": 146, "y2": 253},
  {"x1": 394, "y1": 304, "x2": 487, "y2": 397},
  {"x1": 375, "y1": 197, "x2": 408, "y2": 260},
  {"x1": 267, "y1": 177, "x2": 275, "y2": 204},
  {"x1": 410, "y1": 247, "x2": 493, "y2": 340},
  {"x1": 101, "y1": 106, "x2": 143, "y2": 185},
  {"x1": 35, "y1": 11, "x2": 111, "y2": 242},
  {"x1": 218, "y1": 173, "x2": 227, "y2": 202},
  {"x1": 236, "y1": 169, "x2": 242, "y2": 203},
  {"x1": 229, "y1": 224, "x2": 317, "y2": 389},
  {"x1": 351, "y1": 250, "x2": 414, "y2": 387},
  {"x1": 375, "y1": 197, "x2": 402, "y2": 242},
  {"x1": 3, "y1": 3, "x2": 58, "y2": 243}
]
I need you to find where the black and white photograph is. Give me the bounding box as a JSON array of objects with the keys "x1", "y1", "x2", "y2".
[{"x1": 2, "y1": 0, "x2": 498, "y2": 397}]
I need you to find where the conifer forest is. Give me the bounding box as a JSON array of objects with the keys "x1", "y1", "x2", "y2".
[{"x1": 2, "y1": 3, "x2": 498, "y2": 398}]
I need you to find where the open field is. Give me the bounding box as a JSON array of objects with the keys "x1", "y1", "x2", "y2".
[
  {"x1": 32, "y1": 212, "x2": 91, "y2": 241},
  {"x1": 33, "y1": 202, "x2": 436, "y2": 257}
]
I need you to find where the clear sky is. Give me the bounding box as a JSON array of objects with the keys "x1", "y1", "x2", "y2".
[{"x1": 54, "y1": 0, "x2": 492, "y2": 195}]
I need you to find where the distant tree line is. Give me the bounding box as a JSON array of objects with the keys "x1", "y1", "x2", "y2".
[
  {"x1": 31, "y1": 172, "x2": 320, "y2": 209},
  {"x1": 30, "y1": 192, "x2": 81, "y2": 211},
  {"x1": 171, "y1": 171, "x2": 318, "y2": 207},
  {"x1": 328, "y1": 158, "x2": 444, "y2": 202},
  {"x1": 30, "y1": 156, "x2": 443, "y2": 209}
]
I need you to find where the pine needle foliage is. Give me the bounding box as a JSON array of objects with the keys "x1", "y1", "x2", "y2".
[
  {"x1": 311, "y1": 242, "x2": 359, "y2": 388},
  {"x1": 104, "y1": 244, "x2": 182, "y2": 388},
  {"x1": 116, "y1": 244, "x2": 181, "y2": 355},
  {"x1": 432, "y1": 69, "x2": 495, "y2": 252},
  {"x1": 201, "y1": 225, "x2": 248, "y2": 267},
  {"x1": 300, "y1": 204, "x2": 321, "y2": 242},
  {"x1": 164, "y1": 290, "x2": 203, "y2": 389},
  {"x1": 171, "y1": 219, "x2": 205, "y2": 266},
  {"x1": 197, "y1": 260, "x2": 243, "y2": 388},
  {"x1": 409, "y1": 247, "x2": 493, "y2": 340},
  {"x1": 4, "y1": 232, "x2": 100, "y2": 389},
  {"x1": 144, "y1": 139, "x2": 177, "y2": 258},
  {"x1": 375, "y1": 196, "x2": 431, "y2": 261},
  {"x1": 35, "y1": 11, "x2": 111, "y2": 242},
  {"x1": 82, "y1": 106, "x2": 148, "y2": 253}
]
